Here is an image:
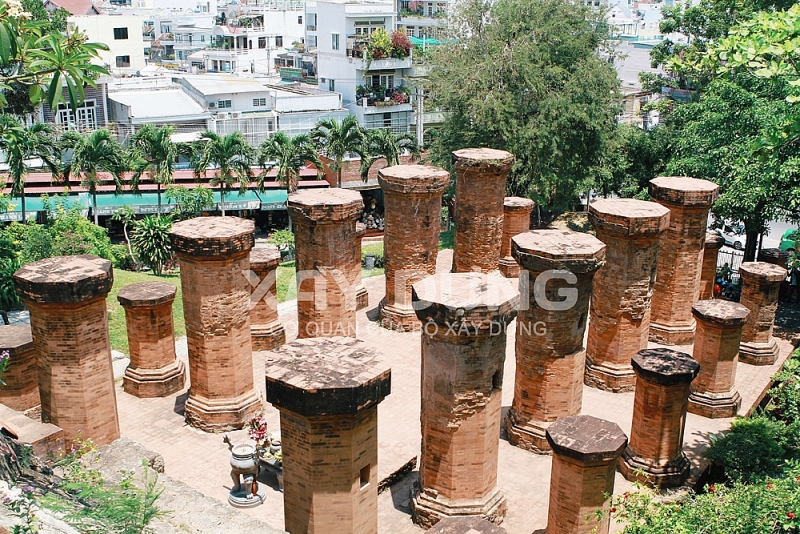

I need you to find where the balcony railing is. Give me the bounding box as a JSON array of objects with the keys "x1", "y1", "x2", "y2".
[{"x1": 306, "y1": 24, "x2": 316, "y2": 31}]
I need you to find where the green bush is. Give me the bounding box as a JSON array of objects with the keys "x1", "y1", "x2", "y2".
[
  {"x1": 131, "y1": 216, "x2": 173, "y2": 276},
  {"x1": 267, "y1": 229, "x2": 295, "y2": 259},
  {"x1": 705, "y1": 416, "x2": 787, "y2": 483},
  {"x1": 110, "y1": 244, "x2": 135, "y2": 271}
]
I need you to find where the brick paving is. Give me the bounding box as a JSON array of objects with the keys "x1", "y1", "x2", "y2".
[{"x1": 113, "y1": 249, "x2": 796, "y2": 534}]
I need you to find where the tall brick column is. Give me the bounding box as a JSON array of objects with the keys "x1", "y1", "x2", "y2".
[
  {"x1": 171, "y1": 217, "x2": 261, "y2": 431},
  {"x1": 249, "y1": 247, "x2": 286, "y2": 351},
  {"x1": 545, "y1": 415, "x2": 627, "y2": 534},
  {"x1": 14, "y1": 256, "x2": 119, "y2": 445},
  {"x1": 699, "y1": 232, "x2": 725, "y2": 300},
  {"x1": 265, "y1": 337, "x2": 391, "y2": 534},
  {"x1": 505, "y1": 230, "x2": 606, "y2": 453},
  {"x1": 738, "y1": 261, "x2": 787, "y2": 365},
  {"x1": 619, "y1": 348, "x2": 699, "y2": 488},
  {"x1": 451, "y1": 148, "x2": 515, "y2": 274},
  {"x1": 498, "y1": 197, "x2": 535, "y2": 278},
  {"x1": 649, "y1": 177, "x2": 719, "y2": 345},
  {"x1": 354, "y1": 222, "x2": 368, "y2": 310},
  {"x1": 118, "y1": 282, "x2": 185, "y2": 398},
  {"x1": 378, "y1": 164, "x2": 450, "y2": 331},
  {"x1": 410, "y1": 272, "x2": 519, "y2": 528},
  {"x1": 585, "y1": 199, "x2": 670, "y2": 392},
  {"x1": 288, "y1": 189, "x2": 364, "y2": 338},
  {"x1": 688, "y1": 300, "x2": 750, "y2": 418},
  {"x1": 0, "y1": 325, "x2": 39, "y2": 412}
]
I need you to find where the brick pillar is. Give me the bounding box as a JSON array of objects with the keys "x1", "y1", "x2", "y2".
[
  {"x1": 265, "y1": 337, "x2": 391, "y2": 534},
  {"x1": 410, "y1": 272, "x2": 519, "y2": 528},
  {"x1": 378, "y1": 164, "x2": 450, "y2": 331},
  {"x1": 171, "y1": 217, "x2": 262, "y2": 431},
  {"x1": 619, "y1": 348, "x2": 699, "y2": 488},
  {"x1": 14, "y1": 256, "x2": 119, "y2": 445},
  {"x1": 0, "y1": 325, "x2": 39, "y2": 412},
  {"x1": 354, "y1": 222, "x2": 368, "y2": 310},
  {"x1": 649, "y1": 177, "x2": 719, "y2": 345},
  {"x1": 738, "y1": 261, "x2": 787, "y2": 365},
  {"x1": 288, "y1": 189, "x2": 364, "y2": 339},
  {"x1": 118, "y1": 282, "x2": 185, "y2": 398},
  {"x1": 249, "y1": 246, "x2": 286, "y2": 351},
  {"x1": 545, "y1": 415, "x2": 627, "y2": 534},
  {"x1": 688, "y1": 300, "x2": 750, "y2": 418},
  {"x1": 505, "y1": 230, "x2": 605, "y2": 453},
  {"x1": 585, "y1": 199, "x2": 670, "y2": 392},
  {"x1": 451, "y1": 148, "x2": 515, "y2": 274},
  {"x1": 424, "y1": 517, "x2": 507, "y2": 534},
  {"x1": 758, "y1": 248, "x2": 791, "y2": 269},
  {"x1": 498, "y1": 197, "x2": 535, "y2": 278},
  {"x1": 699, "y1": 232, "x2": 724, "y2": 301}
]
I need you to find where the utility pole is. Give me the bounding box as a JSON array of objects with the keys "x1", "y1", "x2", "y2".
[{"x1": 415, "y1": 84, "x2": 424, "y2": 149}]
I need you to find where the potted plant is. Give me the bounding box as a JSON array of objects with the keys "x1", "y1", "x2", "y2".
[{"x1": 390, "y1": 29, "x2": 413, "y2": 59}]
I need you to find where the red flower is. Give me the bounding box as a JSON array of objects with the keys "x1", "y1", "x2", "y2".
[
  {"x1": 788, "y1": 511, "x2": 796, "y2": 520},
  {"x1": 610, "y1": 507, "x2": 617, "y2": 513},
  {"x1": 767, "y1": 482, "x2": 774, "y2": 490},
  {"x1": 709, "y1": 484, "x2": 716, "y2": 493}
]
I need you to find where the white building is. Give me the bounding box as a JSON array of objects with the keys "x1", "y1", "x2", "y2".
[
  {"x1": 396, "y1": 0, "x2": 448, "y2": 39},
  {"x1": 67, "y1": 14, "x2": 148, "y2": 74},
  {"x1": 306, "y1": 0, "x2": 414, "y2": 133}
]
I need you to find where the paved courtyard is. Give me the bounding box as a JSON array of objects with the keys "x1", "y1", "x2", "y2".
[{"x1": 113, "y1": 249, "x2": 796, "y2": 534}]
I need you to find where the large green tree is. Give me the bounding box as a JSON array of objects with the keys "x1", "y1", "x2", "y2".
[
  {"x1": 358, "y1": 128, "x2": 419, "y2": 180},
  {"x1": 193, "y1": 131, "x2": 252, "y2": 216},
  {"x1": 427, "y1": 0, "x2": 621, "y2": 210},
  {"x1": 130, "y1": 124, "x2": 179, "y2": 215},
  {"x1": 257, "y1": 132, "x2": 322, "y2": 194},
  {"x1": 310, "y1": 115, "x2": 364, "y2": 188}
]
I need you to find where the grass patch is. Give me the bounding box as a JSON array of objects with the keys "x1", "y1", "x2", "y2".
[{"x1": 439, "y1": 229, "x2": 453, "y2": 250}]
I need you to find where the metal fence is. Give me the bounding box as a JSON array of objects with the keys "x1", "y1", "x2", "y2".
[{"x1": 717, "y1": 248, "x2": 745, "y2": 273}]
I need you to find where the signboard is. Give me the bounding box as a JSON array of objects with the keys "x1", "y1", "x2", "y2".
[
  {"x1": 260, "y1": 201, "x2": 287, "y2": 211},
  {"x1": 218, "y1": 200, "x2": 261, "y2": 211}
]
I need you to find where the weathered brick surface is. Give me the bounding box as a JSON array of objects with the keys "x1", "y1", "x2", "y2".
[
  {"x1": 0, "y1": 325, "x2": 39, "y2": 411},
  {"x1": 378, "y1": 164, "x2": 450, "y2": 331},
  {"x1": 505, "y1": 230, "x2": 606, "y2": 453},
  {"x1": 586, "y1": 199, "x2": 670, "y2": 392},
  {"x1": 545, "y1": 415, "x2": 627, "y2": 534},
  {"x1": 424, "y1": 517, "x2": 507, "y2": 533},
  {"x1": 498, "y1": 198, "x2": 535, "y2": 278},
  {"x1": 14, "y1": 255, "x2": 119, "y2": 446},
  {"x1": 699, "y1": 232, "x2": 725, "y2": 301},
  {"x1": 172, "y1": 217, "x2": 261, "y2": 431},
  {"x1": 265, "y1": 338, "x2": 390, "y2": 534},
  {"x1": 688, "y1": 300, "x2": 750, "y2": 418},
  {"x1": 249, "y1": 247, "x2": 285, "y2": 351},
  {"x1": 619, "y1": 349, "x2": 699, "y2": 488},
  {"x1": 649, "y1": 177, "x2": 719, "y2": 345},
  {"x1": 354, "y1": 223, "x2": 368, "y2": 311},
  {"x1": 0, "y1": 403, "x2": 63, "y2": 459},
  {"x1": 451, "y1": 149, "x2": 515, "y2": 274},
  {"x1": 738, "y1": 262, "x2": 787, "y2": 365},
  {"x1": 118, "y1": 282, "x2": 185, "y2": 398},
  {"x1": 288, "y1": 189, "x2": 364, "y2": 339},
  {"x1": 411, "y1": 273, "x2": 518, "y2": 529},
  {"x1": 758, "y1": 248, "x2": 791, "y2": 269}
]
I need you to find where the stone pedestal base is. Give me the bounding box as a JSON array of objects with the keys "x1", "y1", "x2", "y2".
[
  {"x1": 584, "y1": 359, "x2": 636, "y2": 392},
  {"x1": 251, "y1": 321, "x2": 286, "y2": 352},
  {"x1": 356, "y1": 284, "x2": 368, "y2": 311},
  {"x1": 379, "y1": 300, "x2": 420, "y2": 332},
  {"x1": 0, "y1": 388, "x2": 40, "y2": 414},
  {"x1": 123, "y1": 359, "x2": 186, "y2": 398},
  {"x1": 648, "y1": 320, "x2": 696, "y2": 346},
  {"x1": 184, "y1": 390, "x2": 261, "y2": 432},
  {"x1": 411, "y1": 485, "x2": 506, "y2": 530},
  {"x1": 498, "y1": 257, "x2": 520, "y2": 278},
  {"x1": 688, "y1": 389, "x2": 741, "y2": 418},
  {"x1": 228, "y1": 486, "x2": 266, "y2": 508},
  {"x1": 0, "y1": 404, "x2": 64, "y2": 459},
  {"x1": 739, "y1": 338, "x2": 779, "y2": 366},
  {"x1": 504, "y1": 409, "x2": 551, "y2": 454},
  {"x1": 618, "y1": 448, "x2": 690, "y2": 489}
]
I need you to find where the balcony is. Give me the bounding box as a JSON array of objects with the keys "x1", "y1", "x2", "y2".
[
  {"x1": 346, "y1": 36, "x2": 413, "y2": 71},
  {"x1": 306, "y1": 24, "x2": 316, "y2": 31}
]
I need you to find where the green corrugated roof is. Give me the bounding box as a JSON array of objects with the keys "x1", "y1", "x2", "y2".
[{"x1": 256, "y1": 189, "x2": 287, "y2": 211}]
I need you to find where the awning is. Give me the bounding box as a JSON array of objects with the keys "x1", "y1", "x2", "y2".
[
  {"x1": 257, "y1": 189, "x2": 288, "y2": 211},
  {"x1": 0, "y1": 194, "x2": 90, "y2": 221},
  {"x1": 91, "y1": 192, "x2": 176, "y2": 216},
  {"x1": 213, "y1": 190, "x2": 261, "y2": 211}
]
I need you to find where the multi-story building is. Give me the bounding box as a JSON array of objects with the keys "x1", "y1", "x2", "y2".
[
  {"x1": 67, "y1": 14, "x2": 148, "y2": 74},
  {"x1": 395, "y1": 0, "x2": 448, "y2": 39}
]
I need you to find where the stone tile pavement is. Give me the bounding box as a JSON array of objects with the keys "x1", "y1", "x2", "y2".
[{"x1": 111, "y1": 249, "x2": 796, "y2": 534}]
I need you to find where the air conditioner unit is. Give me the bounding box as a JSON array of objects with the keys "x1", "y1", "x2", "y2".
[
  {"x1": 230, "y1": 111, "x2": 241, "y2": 119},
  {"x1": 217, "y1": 112, "x2": 229, "y2": 119},
  {"x1": 209, "y1": 101, "x2": 216, "y2": 108}
]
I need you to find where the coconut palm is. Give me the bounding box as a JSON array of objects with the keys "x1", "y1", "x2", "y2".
[
  {"x1": 0, "y1": 116, "x2": 61, "y2": 222},
  {"x1": 130, "y1": 124, "x2": 178, "y2": 215},
  {"x1": 61, "y1": 129, "x2": 130, "y2": 225},
  {"x1": 310, "y1": 115, "x2": 364, "y2": 188},
  {"x1": 193, "y1": 131, "x2": 253, "y2": 216},
  {"x1": 359, "y1": 129, "x2": 420, "y2": 181},
  {"x1": 257, "y1": 132, "x2": 323, "y2": 194}
]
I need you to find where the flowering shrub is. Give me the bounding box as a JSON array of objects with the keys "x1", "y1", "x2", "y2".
[
  {"x1": 247, "y1": 415, "x2": 268, "y2": 443},
  {"x1": 368, "y1": 28, "x2": 392, "y2": 60},
  {"x1": 390, "y1": 30, "x2": 412, "y2": 59}
]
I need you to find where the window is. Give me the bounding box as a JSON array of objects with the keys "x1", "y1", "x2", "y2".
[
  {"x1": 115, "y1": 55, "x2": 131, "y2": 67},
  {"x1": 383, "y1": 112, "x2": 392, "y2": 127},
  {"x1": 201, "y1": 35, "x2": 205, "y2": 42},
  {"x1": 258, "y1": 37, "x2": 266, "y2": 49},
  {"x1": 56, "y1": 100, "x2": 97, "y2": 131},
  {"x1": 331, "y1": 33, "x2": 339, "y2": 50},
  {"x1": 359, "y1": 465, "x2": 370, "y2": 489},
  {"x1": 329, "y1": 79, "x2": 335, "y2": 92},
  {"x1": 275, "y1": 35, "x2": 283, "y2": 47},
  {"x1": 217, "y1": 99, "x2": 232, "y2": 109},
  {"x1": 308, "y1": 35, "x2": 317, "y2": 48},
  {"x1": 176, "y1": 34, "x2": 183, "y2": 42},
  {"x1": 297, "y1": 15, "x2": 302, "y2": 24},
  {"x1": 253, "y1": 98, "x2": 267, "y2": 107},
  {"x1": 113, "y1": 27, "x2": 128, "y2": 39}
]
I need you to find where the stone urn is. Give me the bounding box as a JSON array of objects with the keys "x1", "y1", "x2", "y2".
[{"x1": 223, "y1": 435, "x2": 266, "y2": 507}]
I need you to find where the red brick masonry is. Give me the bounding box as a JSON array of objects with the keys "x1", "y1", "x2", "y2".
[
  {"x1": 249, "y1": 247, "x2": 286, "y2": 351},
  {"x1": 0, "y1": 325, "x2": 40, "y2": 412},
  {"x1": 498, "y1": 197, "x2": 535, "y2": 278},
  {"x1": 738, "y1": 261, "x2": 787, "y2": 365}
]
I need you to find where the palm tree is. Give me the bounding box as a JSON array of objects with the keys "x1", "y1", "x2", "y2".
[
  {"x1": 359, "y1": 129, "x2": 420, "y2": 181},
  {"x1": 61, "y1": 129, "x2": 130, "y2": 225},
  {"x1": 257, "y1": 132, "x2": 323, "y2": 194},
  {"x1": 130, "y1": 124, "x2": 178, "y2": 215},
  {"x1": 193, "y1": 131, "x2": 253, "y2": 216},
  {"x1": 310, "y1": 115, "x2": 364, "y2": 188},
  {"x1": 0, "y1": 116, "x2": 61, "y2": 222}
]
